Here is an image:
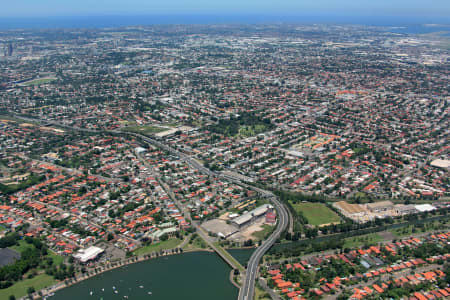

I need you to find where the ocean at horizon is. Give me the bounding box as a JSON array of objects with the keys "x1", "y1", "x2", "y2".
[{"x1": 0, "y1": 14, "x2": 448, "y2": 31}]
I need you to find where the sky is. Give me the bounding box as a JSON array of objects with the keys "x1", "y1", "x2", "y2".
[{"x1": 2, "y1": 0, "x2": 450, "y2": 19}]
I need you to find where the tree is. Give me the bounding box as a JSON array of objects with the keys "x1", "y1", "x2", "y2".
[
  {"x1": 107, "y1": 233, "x2": 114, "y2": 241},
  {"x1": 243, "y1": 239, "x2": 253, "y2": 247},
  {"x1": 27, "y1": 286, "x2": 35, "y2": 295}
]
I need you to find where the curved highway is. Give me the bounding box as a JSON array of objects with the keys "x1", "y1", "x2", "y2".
[
  {"x1": 135, "y1": 134, "x2": 290, "y2": 300},
  {"x1": 237, "y1": 195, "x2": 288, "y2": 300},
  {"x1": 13, "y1": 115, "x2": 290, "y2": 300}
]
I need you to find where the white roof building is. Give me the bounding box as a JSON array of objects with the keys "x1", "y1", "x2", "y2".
[
  {"x1": 430, "y1": 159, "x2": 450, "y2": 169},
  {"x1": 135, "y1": 147, "x2": 147, "y2": 154},
  {"x1": 414, "y1": 204, "x2": 436, "y2": 212},
  {"x1": 232, "y1": 204, "x2": 273, "y2": 227},
  {"x1": 73, "y1": 246, "x2": 104, "y2": 263}
]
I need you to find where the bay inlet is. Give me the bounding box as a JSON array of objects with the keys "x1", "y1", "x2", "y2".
[{"x1": 51, "y1": 251, "x2": 240, "y2": 300}]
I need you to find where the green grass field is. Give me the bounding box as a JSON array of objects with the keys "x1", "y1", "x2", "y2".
[
  {"x1": 183, "y1": 234, "x2": 208, "y2": 251},
  {"x1": 390, "y1": 221, "x2": 447, "y2": 238},
  {"x1": 238, "y1": 124, "x2": 270, "y2": 137},
  {"x1": 10, "y1": 240, "x2": 32, "y2": 253},
  {"x1": 343, "y1": 233, "x2": 383, "y2": 248},
  {"x1": 391, "y1": 224, "x2": 415, "y2": 238},
  {"x1": 10, "y1": 240, "x2": 64, "y2": 265},
  {"x1": 133, "y1": 238, "x2": 182, "y2": 256},
  {"x1": 48, "y1": 250, "x2": 64, "y2": 265},
  {"x1": 255, "y1": 284, "x2": 271, "y2": 300},
  {"x1": 290, "y1": 202, "x2": 341, "y2": 226},
  {"x1": 21, "y1": 78, "x2": 56, "y2": 86},
  {"x1": 0, "y1": 274, "x2": 57, "y2": 299},
  {"x1": 121, "y1": 125, "x2": 167, "y2": 135},
  {"x1": 2, "y1": 241, "x2": 63, "y2": 299}
]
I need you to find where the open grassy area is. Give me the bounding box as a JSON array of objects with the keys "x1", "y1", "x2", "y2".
[
  {"x1": 121, "y1": 125, "x2": 167, "y2": 135},
  {"x1": 343, "y1": 233, "x2": 383, "y2": 248},
  {"x1": 183, "y1": 234, "x2": 209, "y2": 251},
  {"x1": 290, "y1": 202, "x2": 341, "y2": 226},
  {"x1": 391, "y1": 224, "x2": 416, "y2": 238},
  {"x1": 9, "y1": 240, "x2": 64, "y2": 265},
  {"x1": 0, "y1": 273, "x2": 57, "y2": 299},
  {"x1": 238, "y1": 124, "x2": 270, "y2": 137},
  {"x1": 48, "y1": 250, "x2": 64, "y2": 265},
  {"x1": 3, "y1": 240, "x2": 63, "y2": 298},
  {"x1": 21, "y1": 77, "x2": 56, "y2": 86},
  {"x1": 206, "y1": 112, "x2": 274, "y2": 137},
  {"x1": 10, "y1": 240, "x2": 32, "y2": 253},
  {"x1": 213, "y1": 241, "x2": 245, "y2": 272},
  {"x1": 252, "y1": 224, "x2": 273, "y2": 240},
  {"x1": 133, "y1": 238, "x2": 182, "y2": 256},
  {"x1": 255, "y1": 284, "x2": 271, "y2": 300},
  {"x1": 390, "y1": 220, "x2": 448, "y2": 238}
]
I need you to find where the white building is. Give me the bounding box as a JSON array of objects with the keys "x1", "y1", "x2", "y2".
[
  {"x1": 415, "y1": 204, "x2": 436, "y2": 212},
  {"x1": 73, "y1": 246, "x2": 104, "y2": 263}
]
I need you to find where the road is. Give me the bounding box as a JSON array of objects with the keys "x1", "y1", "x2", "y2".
[
  {"x1": 13, "y1": 115, "x2": 291, "y2": 300},
  {"x1": 258, "y1": 277, "x2": 281, "y2": 300},
  {"x1": 238, "y1": 195, "x2": 289, "y2": 300},
  {"x1": 135, "y1": 132, "x2": 291, "y2": 300},
  {"x1": 135, "y1": 153, "x2": 191, "y2": 221}
]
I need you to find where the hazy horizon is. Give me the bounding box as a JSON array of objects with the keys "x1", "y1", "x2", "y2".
[
  {"x1": 0, "y1": 13, "x2": 449, "y2": 30},
  {"x1": 2, "y1": 0, "x2": 450, "y2": 18}
]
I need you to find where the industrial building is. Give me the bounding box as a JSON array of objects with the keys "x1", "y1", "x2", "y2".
[
  {"x1": 333, "y1": 200, "x2": 438, "y2": 223},
  {"x1": 232, "y1": 204, "x2": 273, "y2": 229}
]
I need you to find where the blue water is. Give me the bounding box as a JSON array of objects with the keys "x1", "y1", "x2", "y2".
[
  {"x1": 227, "y1": 248, "x2": 254, "y2": 266},
  {"x1": 52, "y1": 251, "x2": 238, "y2": 300},
  {"x1": 387, "y1": 24, "x2": 450, "y2": 34},
  {"x1": 0, "y1": 14, "x2": 448, "y2": 30}
]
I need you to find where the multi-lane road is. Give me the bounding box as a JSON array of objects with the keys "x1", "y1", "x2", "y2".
[
  {"x1": 134, "y1": 132, "x2": 290, "y2": 300},
  {"x1": 13, "y1": 115, "x2": 290, "y2": 300},
  {"x1": 237, "y1": 195, "x2": 289, "y2": 300}
]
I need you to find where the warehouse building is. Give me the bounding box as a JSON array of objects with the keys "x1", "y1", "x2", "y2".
[{"x1": 232, "y1": 204, "x2": 273, "y2": 229}]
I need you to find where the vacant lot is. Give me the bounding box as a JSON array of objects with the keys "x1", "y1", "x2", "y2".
[
  {"x1": 133, "y1": 238, "x2": 182, "y2": 256},
  {"x1": 252, "y1": 224, "x2": 274, "y2": 241},
  {"x1": 290, "y1": 202, "x2": 341, "y2": 226}
]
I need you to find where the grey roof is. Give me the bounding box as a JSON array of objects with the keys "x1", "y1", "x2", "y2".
[{"x1": 233, "y1": 204, "x2": 273, "y2": 225}]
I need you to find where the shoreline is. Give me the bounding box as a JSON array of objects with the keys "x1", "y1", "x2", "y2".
[
  {"x1": 14, "y1": 223, "x2": 255, "y2": 300},
  {"x1": 24, "y1": 246, "x2": 216, "y2": 300}
]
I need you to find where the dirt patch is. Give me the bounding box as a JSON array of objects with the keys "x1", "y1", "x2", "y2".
[
  {"x1": 239, "y1": 219, "x2": 265, "y2": 241},
  {"x1": 319, "y1": 222, "x2": 340, "y2": 227}
]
